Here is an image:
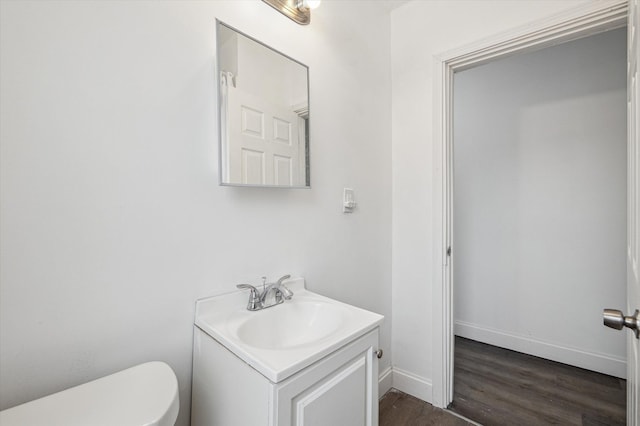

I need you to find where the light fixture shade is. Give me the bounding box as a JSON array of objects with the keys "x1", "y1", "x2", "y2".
[
  {"x1": 302, "y1": 0, "x2": 321, "y2": 9},
  {"x1": 262, "y1": 0, "x2": 314, "y2": 25}
]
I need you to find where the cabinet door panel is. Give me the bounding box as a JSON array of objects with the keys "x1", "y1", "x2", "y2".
[
  {"x1": 273, "y1": 330, "x2": 378, "y2": 426},
  {"x1": 293, "y1": 355, "x2": 366, "y2": 426}
]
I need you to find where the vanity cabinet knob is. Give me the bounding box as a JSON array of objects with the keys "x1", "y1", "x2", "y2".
[{"x1": 375, "y1": 349, "x2": 383, "y2": 359}]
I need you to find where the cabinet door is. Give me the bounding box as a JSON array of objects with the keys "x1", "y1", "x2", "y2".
[{"x1": 273, "y1": 330, "x2": 379, "y2": 426}]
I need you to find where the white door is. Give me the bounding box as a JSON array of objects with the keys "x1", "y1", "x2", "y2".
[
  {"x1": 627, "y1": 1, "x2": 640, "y2": 424},
  {"x1": 227, "y1": 86, "x2": 302, "y2": 186}
]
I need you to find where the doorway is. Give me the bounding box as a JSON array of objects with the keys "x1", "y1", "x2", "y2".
[
  {"x1": 429, "y1": 0, "x2": 633, "y2": 415},
  {"x1": 448, "y1": 26, "x2": 628, "y2": 424},
  {"x1": 449, "y1": 26, "x2": 628, "y2": 423}
]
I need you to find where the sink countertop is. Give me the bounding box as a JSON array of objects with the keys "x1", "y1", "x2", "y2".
[{"x1": 194, "y1": 277, "x2": 384, "y2": 383}]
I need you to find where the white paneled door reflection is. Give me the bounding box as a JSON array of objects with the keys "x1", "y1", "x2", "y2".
[{"x1": 228, "y1": 87, "x2": 301, "y2": 186}]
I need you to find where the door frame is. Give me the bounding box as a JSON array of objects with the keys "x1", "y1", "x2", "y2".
[{"x1": 431, "y1": 0, "x2": 629, "y2": 408}]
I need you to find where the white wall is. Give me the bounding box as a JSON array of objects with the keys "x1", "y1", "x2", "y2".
[
  {"x1": 236, "y1": 31, "x2": 308, "y2": 110},
  {"x1": 0, "y1": 2, "x2": 392, "y2": 425},
  {"x1": 453, "y1": 28, "x2": 627, "y2": 378},
  {"x1": 390, "y1": 0, "x2": 592, "y2": 402}
]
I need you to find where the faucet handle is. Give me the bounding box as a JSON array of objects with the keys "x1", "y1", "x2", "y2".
[
  {"x1": 236, "y1": 283, "x2": 258, "y2": 292},
  {"x1": 236, "y1": 284, "x2": 261, "y2": 311},
  {"x1": 276, "y1": 274, "x2": 291, "y2": 284},
  {"x1": 276, "y1": 275, "x2": 293, "y2": 300}
]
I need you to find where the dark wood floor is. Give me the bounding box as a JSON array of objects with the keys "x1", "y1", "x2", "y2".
[
  {"x1": 450, "y1": 336, "x2": 627, "y2": 426},
  {"x1": 380, "y1": 389, "x2": 474, "y2": 426},
  {"x1": 379, "y1": 338, "x2": 626, "y2": 425}
]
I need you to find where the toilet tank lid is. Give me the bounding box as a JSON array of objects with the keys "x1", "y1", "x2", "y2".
[{"x1": 0, "y1": 361, "x2": 179, "y2": 426}]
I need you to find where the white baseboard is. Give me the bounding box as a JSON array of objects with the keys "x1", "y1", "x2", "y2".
[
  {"x1": 391, "y1": 367, "x2": 433, "y2": 403},
  {"x1": 378, "y1": 366, "x2": 393, "y2": 398},
  {"x1": 455, "y1": 320, "x2": 626, "y2": 378}
]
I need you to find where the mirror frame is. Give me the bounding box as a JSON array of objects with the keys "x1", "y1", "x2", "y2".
[{"x1": 216, "y1": 20, "x2": 311, "y2": 188}]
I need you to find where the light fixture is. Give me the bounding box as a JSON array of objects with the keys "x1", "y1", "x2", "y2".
[
  {"x1": 261, "y1": 0, "x2": 321, "y2": 25},
  {"x1": 298, "y1": 0, "x2": 321, "y2": 9}
]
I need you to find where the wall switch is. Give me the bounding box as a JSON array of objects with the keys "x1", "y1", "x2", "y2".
[{"x1": 343, "y1": 188, "x2": 356, "y2": 213}]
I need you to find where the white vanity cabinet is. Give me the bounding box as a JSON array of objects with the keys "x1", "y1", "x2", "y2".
[
  {"x1": 190, "y1": 278, "x2": 384, "y2": 426},
  {"x1": 191, "y1": 327, "x2": 380, "y2": 426}
]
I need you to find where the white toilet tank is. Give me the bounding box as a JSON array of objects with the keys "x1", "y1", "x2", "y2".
[{"x1": 0, "y1": 361, "x2": 179, "y2": 426}]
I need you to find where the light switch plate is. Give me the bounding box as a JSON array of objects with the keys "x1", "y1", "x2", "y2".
[{"x1": 343, "y1": 188, "x2": 356, "y2": 213}]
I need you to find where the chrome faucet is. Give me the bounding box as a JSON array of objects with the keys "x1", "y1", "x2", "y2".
[
  {"x1": 236, "y1": 275, "x2": 294, "y2": 311},
  {"x1": 261, "y1": 274, "x2": 293, "y2": 303}
]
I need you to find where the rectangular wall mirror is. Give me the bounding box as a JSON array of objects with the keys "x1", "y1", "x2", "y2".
[{"x1": 217, "y1": 21, "x2": 310, "y2": 188}]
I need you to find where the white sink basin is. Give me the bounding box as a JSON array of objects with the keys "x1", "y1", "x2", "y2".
[
  {"x1": 194, "y1": 277, "x2": 384, "y2": 383},
  {"x1": 234, "y1": 301, "x2": 346, "y2": 350}
]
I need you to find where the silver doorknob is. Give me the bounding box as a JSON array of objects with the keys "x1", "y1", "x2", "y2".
[{"x1": 603, "y1": 308, "x2": 639, "y2": 339}]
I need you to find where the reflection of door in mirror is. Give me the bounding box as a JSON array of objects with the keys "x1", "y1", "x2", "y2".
[
  {"x1": 217, "y1": 22, "x2": 309, "y2": 188},
  {"x1": 228, "y1": 87, "x2": 302, "y2": 186}
]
